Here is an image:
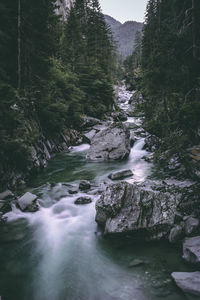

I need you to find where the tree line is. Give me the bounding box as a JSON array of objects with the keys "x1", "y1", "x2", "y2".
[
  {"x1": 0, "y1": 0, "x2": 115, "y2": 178},
  {"x1": 124, "y1": 0, "x2": 200, "y2": 173}
]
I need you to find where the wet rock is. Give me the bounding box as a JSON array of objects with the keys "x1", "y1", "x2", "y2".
[
  {"x1": 111, "y1": 111, "x2": 128, "y2": 122},
  {"x1": 125, "y1": 122, "x2": 139, "y2": 130},
  {"x1": 87, "y1": 123, "x2": 130, "y2": 161},
  {"x1": 81, "y1": 115, "x2": 101, "y2": 130},
  {"x1": 144, "y1": 135, "x2": 161, "y2": 152},
  {"x1": 68, "y1": 189, "x2": 78, "y2": 195},
  {"x1": 0, "y1": 190, "x2": 14, "y2": 200},
  {"x1": 74, "y1": 197, "x2": 92, "y2": 205},
  {"x1": 108, "y1": 169, "x2": 133, "y2": 180},
  {"x1": 0, "y1": 199, "x2": 12, "y2": 214},
  {"x1": 172, "y1": 272, "x2": 200, "y2": 297},
  {"x1": 83, "y1": 129, "x2": 97, "y2": 144},
  {"x1": 17, "y1": 192, "x2": 39, "y2": 212},
  {"x1": 95, "y1": 181, "x2": 182, "y2": 240},
  {"x1": 185, "y1": 217, "x2": 199, "y2": 236},
  {"x1": 169, "y1": 225, "x2": 184, "y2": 243},
  {"x1": 79, "y1": 180, "x2": 91, "y2": 191},
  {"x1": 183, "y1": 236, "x2": 200, "y2": 264},
  {"x1": 130, "y1": 131, "x2": 137, "y2": 146},
  {"x1": 129, "y1": 259, "x2": 144, "y2": 267},
  {"x1": 174, "y1": 212, "x2": 183, "y2": 224}
]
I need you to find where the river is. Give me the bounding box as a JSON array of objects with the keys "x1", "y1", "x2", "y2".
[{"x1": 0, "y1": 85, "x2": 191, "y2": 300}]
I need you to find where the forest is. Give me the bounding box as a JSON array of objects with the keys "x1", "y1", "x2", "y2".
[
  {"x1": 0, "y1": 0, "x2": 115, "y2": 186},
  {"x1": 125, "y1": 0, "x2": 200, "y2": 178},
  {"x1": 0, "y1": 1, "x2": 200, "y2": 300}
]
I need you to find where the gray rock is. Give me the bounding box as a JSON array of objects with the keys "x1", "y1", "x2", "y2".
[
  {"x1": 79, "y1": 180, "x2": 91, "y2": 191},
  {"x1": 144, "y1": 135, "x2": 160, "y2": 152},
  {"x1": 108, "y1": 169, "x2": 133, "y2": 180},
  {"x1": 129, "y1": 259, "x2": 144, "y2": 267},
  {"x1": 68, "y1": 189, "x2": 78, "y2": 195},
  {"x1": 111, "y1": 111, "x2": 128, "y2": 122},
  {"x1": 17, "y1": 192, "x2": 38, "y2": 212},
  {"x1": 169, "y1": 225, "x2": 183, "y2": 243},
  {"x1": 83, "y1": 129, "x2": 97, "y2": 144},
  {"x1": 0, "y1": 190, "x2": 14, "y2": 200},
  {"x1": 172, "y1": 272, "x2": 200, "y2": 297},
  {"x1": 74, "y1": 197, "x2": 92, "y2": 205},
  {"x1": 95, "y1": 181, "x2": 182, "y2": 240},
  {"x1": 183, "y1": 236, "x2": 200, "y2": 264},
  {"x1": 87, "y1": 123, "x2": 130, "y2": 161},
  {"x1": 81, "y1": 115, "x2": 101, "y2": 130},
  {"x1": 185, "y1": 217, "x2": 199, "y2": 236},
  {"x1": 125, "y1": 122, "x2": 139, "y2": 130}
]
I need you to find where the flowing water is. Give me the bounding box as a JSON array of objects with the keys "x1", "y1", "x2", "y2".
[{"x1": 0, "y1": 87, "x2": 192, "y2": 300}]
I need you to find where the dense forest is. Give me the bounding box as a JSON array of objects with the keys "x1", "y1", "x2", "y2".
[
  {"x1": 0, "y1": 0, "x2": 115, "y2": 187},
  {"x1": 125, "y1": 0, "x2": 200, "y2": 178}
]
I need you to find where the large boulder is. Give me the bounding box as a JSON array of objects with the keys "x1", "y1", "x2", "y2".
[
  {"x1": 87, "y1": 123, "x2": 130, "y2": 161},
  {"x1": 183, "y1": 236, "x2": 200, "y2": 264},
  {"x1": 171, "y1": 272, "x2": 200, "y2": 297},
  {"x1": 17, "y1": 192, "x2": 39, "y2": 212},
  {"x1": 95, "y1": 181, "x2": 182, "y2": 240}
]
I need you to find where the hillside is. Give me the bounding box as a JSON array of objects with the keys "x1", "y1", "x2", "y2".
[{"x1": 104, "y1": 14, "x2": 143, "y2": 57}]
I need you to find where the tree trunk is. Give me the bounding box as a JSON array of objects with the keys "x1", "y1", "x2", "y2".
[{"x1": 18, "y1": 0, "x2": 21, "y2": 90}]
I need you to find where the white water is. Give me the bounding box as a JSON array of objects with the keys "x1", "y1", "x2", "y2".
[{"x1": 1, "y1": 86, "x2": 185, "y2": 300}]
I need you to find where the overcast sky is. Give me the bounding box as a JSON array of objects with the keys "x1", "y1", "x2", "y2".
[{"x1": 99, "y1": 0, "x2": 148, "y2": 23}]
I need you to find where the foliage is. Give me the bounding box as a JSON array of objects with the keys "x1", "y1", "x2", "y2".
[
  {"x1": 141, "y1": 0, "x2": 200, "y2": 146},
  {"x1": 0, "y1": 0, "x2": 116, "y2": 182}
]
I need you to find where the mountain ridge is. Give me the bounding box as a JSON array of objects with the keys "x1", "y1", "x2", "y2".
[{"x1": 104, "y1": 14, "x2": 143, "y2": 57}]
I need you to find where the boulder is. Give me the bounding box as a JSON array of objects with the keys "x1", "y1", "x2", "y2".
[
  {"x1": 68, "y1": 189, "x2": 78, "y2": 195},
  {"x1": 111, "y1": 111, "x2": 128, "y2": 122},
  {"x1": 169, "y1": 225, "x2": 184, "y2": 243},
  {"x1": 0, "y1": 190, "x2": 14, "y2": 200},
  {"x1": 87, "y1": 123, "x2": 130, "y2": 161},
  {"x1": 95, "y1": 181, "x2": 182, "y2": 240},
  {"x1": 171, "y1": 272, "x2": 200, "y2": 297},
  {"x1": 108, "y1": 169, "x2": 133, "y2": 180},
  {"x1": 183, "y1": 236, "x2": 200, "y2": 264},
  {"x1": 79, "y1": 180, "x2": 91, "y2": 191},
  {"x1": 83, "y1": 129, "x2": 97, "y2": 144},
  {"x1": 81, "y1": 115, "x2": 101, "y2": 130},
  {"x1": 144, "y1": 135, "x2": 160, "y2": 152},
  {"x1": 185, "y1": 217, "x2": 199, "y2": 236},
  {"x1": 74, "y1": 197, "x2": 92, "y2": 205},
  {"x1": 17, "y1": 192, "x2": 38, "y2": 212}
]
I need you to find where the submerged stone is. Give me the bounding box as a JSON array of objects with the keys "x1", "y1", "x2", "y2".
[
  {"x1": 108, "y1": 169, "x2": 133, "y2": 180},
  {"x1": 129, "y1": 259, "x2": 144, "y2": 267},
  {"x1": 79, "y1": 180, "x2": 91, "y2": 191}
]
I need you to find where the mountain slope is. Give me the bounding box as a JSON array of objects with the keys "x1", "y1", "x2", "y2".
[{"x1": 104, "y1": 14, "x2": 143, "y2": 57}]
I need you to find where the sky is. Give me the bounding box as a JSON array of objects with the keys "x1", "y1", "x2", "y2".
[{"x1": 99, "y1": 0, "x2": 148, "y2": 23}]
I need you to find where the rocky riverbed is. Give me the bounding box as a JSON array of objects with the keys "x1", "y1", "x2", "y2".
[{"x1": 0, "y1": 84, "x2": 200, "y2": 300}]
